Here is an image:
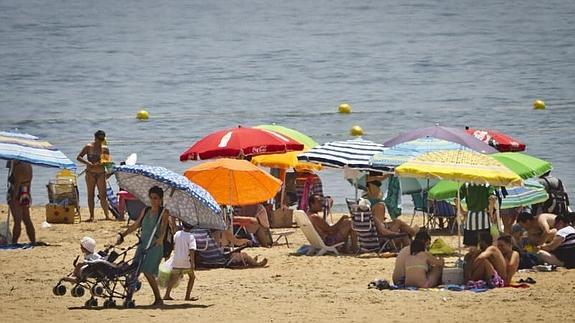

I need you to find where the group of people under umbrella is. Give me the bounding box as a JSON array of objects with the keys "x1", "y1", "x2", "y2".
[{"x1": 2, "y1": 123, "x2": 573, "y2": 301}]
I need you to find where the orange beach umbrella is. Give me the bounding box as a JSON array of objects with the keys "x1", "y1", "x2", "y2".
[{"x1": 184, "y1": 159, "x2": 282, "y2": 206}]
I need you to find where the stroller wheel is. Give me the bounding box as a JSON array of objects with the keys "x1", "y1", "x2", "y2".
[
  {"x1": 53, "y1": 285, "x2": 66, "y2": 296},
  {"x1": 103, "y1": 299, "x2": 116, "y2": 308},
  {"x1": 71, "y1": 285, "x2": 85, "y2": 298},
  {"x1": 123, "y1": 299, "x2": 135, "y2": 308},
  {"x1": 85, "y1": 298, "x2": 98, "y2": 308},
  {"x1": 91, "y1": 285, "x2": 104, "y2": 296}
]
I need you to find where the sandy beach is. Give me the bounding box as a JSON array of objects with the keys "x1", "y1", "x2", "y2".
[{"x1": 0, "y1": 204, "x2": 573, "y2": 323}]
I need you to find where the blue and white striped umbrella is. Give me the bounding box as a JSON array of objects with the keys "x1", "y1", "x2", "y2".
[
  {"x1": 297, "y1": 138, "x2": 385, "y2": 171},
  {"x1": 499, "y1": 179, "x2": 549, "y2": 209},
  {"x1": 114, "y1": 164, "x2": 225, "y2": 230},
  {"x1": 0, "y1": 131, "x2": 76, "y2": 169},
  {"x1": 370, "y1": 137, "x2": 471, "y2": 172}
]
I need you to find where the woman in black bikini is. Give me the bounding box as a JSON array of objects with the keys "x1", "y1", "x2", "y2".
[{"x1": 76, "y1": 130, "x2": 111, "y2": 222}]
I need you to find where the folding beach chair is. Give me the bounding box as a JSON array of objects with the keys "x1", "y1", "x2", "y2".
[
  {"x1": 105, "y1": 186, "x2": 123, "y2": 220},
  {"x1": 293, "y1": 210, "x2": 343, "y2": 256},
  {"x1": 410, "y1": 191, "x2": 430, "y2": 226},
  {"x1": 428, "y1": 200, "x2": 457, "y2": 234},
  {"x1": 348, "y1": 203, "x2": 408, "y2": 254}
]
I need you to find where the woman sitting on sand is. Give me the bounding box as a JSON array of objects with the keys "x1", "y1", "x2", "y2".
[{"x1": 404, "y1": 238, "x2": 444, "y2": 288}]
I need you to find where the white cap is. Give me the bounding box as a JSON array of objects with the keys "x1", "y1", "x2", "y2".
[{"x1": 80, "y1": 236, "x2": 96, "y2": 253}]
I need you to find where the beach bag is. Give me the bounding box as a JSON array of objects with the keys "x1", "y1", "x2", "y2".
[
  {"x1": 158, "y1": 256, "x2": 179, "y2": 288},
  {"x1": 519, "y1": 252, "x2": 539, "y2": 270},
  {"x1": 429, "y1": 238, "x2": 455, "y2": 256}
]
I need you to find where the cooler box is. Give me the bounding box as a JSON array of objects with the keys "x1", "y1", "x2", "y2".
[
  {"x1": 46, "y1": 204, "x2": 77, "y2": 224},
  {"x1": 442, "y1": 267, "x2": 464, "y2": 285}
]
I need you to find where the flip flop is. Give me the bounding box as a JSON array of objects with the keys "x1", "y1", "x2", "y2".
[
  {"x1": 509, "y1": 283, "x2": 530, "y2": 288},
  {"x1": 518, "y1": 277, "x2": 536, "y2": 284}
]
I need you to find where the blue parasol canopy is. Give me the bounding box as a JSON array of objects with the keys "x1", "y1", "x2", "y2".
[
  {"x1": 114, "y1": 164, "x2": 225, "y2": 230},
  {"x1": 0, "y1": 130, "x2": 76, "y2": 169}
]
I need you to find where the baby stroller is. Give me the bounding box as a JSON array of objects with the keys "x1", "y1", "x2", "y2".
[{"x1": 52, "y1": 240, "x2": 143, "y2": 308}]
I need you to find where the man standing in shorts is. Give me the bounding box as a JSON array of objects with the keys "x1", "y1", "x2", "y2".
[{"x1": 459, "y1": 184, "x2": 494, "y2": 248}]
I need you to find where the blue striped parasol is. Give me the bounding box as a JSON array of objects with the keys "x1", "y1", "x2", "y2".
[
  {"x1": 114, "y1": 164, "x2": 225, "y2": 230},
  {"x1": 0, "y1": 130, "x2": 76, "y2": 169}
]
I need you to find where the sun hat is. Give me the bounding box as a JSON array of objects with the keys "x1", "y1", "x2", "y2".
[{"x1": 80, "y1": 236, "x2": 96, "y2": 253}]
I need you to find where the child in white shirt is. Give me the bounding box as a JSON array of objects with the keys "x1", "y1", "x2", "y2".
[{"x1": 163, "y1": 222, "x2": 197, "y2": 301}]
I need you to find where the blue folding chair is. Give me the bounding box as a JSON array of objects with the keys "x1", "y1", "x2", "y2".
[{"x1": 428, "y1": 200, "x2": 457, "y2": 234}]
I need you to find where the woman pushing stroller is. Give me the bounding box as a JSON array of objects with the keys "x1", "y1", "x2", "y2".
[{"x1": 116, "y1": 186, "x2": 170, "y2": 306}]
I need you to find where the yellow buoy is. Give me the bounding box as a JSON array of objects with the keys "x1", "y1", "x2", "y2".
[
  {"x1": 136, "y1": 110, "x2": 149, "y2": 120},
  {"x1": 350, "y1": 125, "x2": 364, "y2": 136},
  {"x1": 533, "y1": 100, "x2": 546, "y2": 110},
  {"x1": 338, "y1": 103, "x2": 352, "y2": 114}
]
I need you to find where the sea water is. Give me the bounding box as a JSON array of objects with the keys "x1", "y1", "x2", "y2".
[{"x1": 0, "y1": 0, "x2": 574, "y2": 211}]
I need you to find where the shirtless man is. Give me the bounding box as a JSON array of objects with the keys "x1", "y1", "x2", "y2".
[
  {"x1": 307, "y1": 194, "x2": 357, "y2": 253},
  {"x1": 495, "y1": 235, "x2": 520, "y2": 285},
  {"x1": 464, "y1": 232, "x2": 508, "y2": 287},
  {"x1": 7, "y1": 160, "x2": 35, "y2": 244},
  {"x1": 516, "y1": 211, "x2": 557, "y2": 246}
]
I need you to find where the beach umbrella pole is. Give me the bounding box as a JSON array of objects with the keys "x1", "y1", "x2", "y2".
[
  {"x1": 456, "y1": 184, "x2": 463, "y2": 266},
  {"x1": 279, "y1": 168, "x2": 286, "y2": 208},
  {"x1": 4, "y1": 162, "x2": 13, "y2": 244}
]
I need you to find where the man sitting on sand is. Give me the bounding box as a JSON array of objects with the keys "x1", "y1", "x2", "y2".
[
  {"x1": 517, "y1": 211, "x2": 557, "y2": 246},
  {"x1": 464, "y1": 232, "x2": 509, "y2": 287},
  {"x1": 307, "y1": 194, "x2": 357, "y2": 253},
  {"x1": 495, "y1": 235, "x2": 520, "y2": 284},
  {"x1": 536, "y1": 214, "x2": 575, "y2": 268}
]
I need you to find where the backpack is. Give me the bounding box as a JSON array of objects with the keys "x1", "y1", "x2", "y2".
[{"x1": 537, "y1": 176, "x2": 570, "y2": 216}]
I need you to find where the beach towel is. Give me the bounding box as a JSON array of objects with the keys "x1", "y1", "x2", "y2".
[
  {"x1": 0, "y1": 243, "x2": 34, "y2": 250},
  {"x1": 383, "y1": 175, "x2": 402, "y2": 220}
]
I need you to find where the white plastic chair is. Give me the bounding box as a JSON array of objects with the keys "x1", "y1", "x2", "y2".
[{"x1": 293, "y1": 210, "x2": 343, "y2": 256}]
